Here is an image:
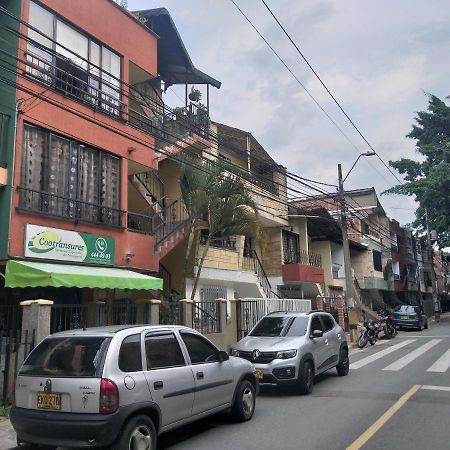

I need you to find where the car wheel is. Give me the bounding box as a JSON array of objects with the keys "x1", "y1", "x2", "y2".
[
  {"x1": 336, "y1": 349, "x2": 349, "y2": 376},
  {"x1": 418, "y1": 322, "x2": 423, "y2": 331},
  {"x1": 231, "y1": 379, "x2": 256, "y2": 422},
  {"x1": 298, "y1": 360, "x2": 314, "y2": 395},
  {"x1": 424, "y1": 321, "x2": 428, "y2": 329},
  {"x1": 111, "y1": 415, "x2": 156, "y2": 450}
]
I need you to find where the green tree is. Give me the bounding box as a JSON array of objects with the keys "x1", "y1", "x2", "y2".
[
  {"x1": 180, "y1": 164, "x2": 262, "y2": 300},
  {"x1": 384, "y1": 94, "x2": 450, "y2": 247}
]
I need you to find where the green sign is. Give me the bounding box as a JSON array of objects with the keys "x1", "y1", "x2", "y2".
[{"x1": 25, "y1": 225, "x2": 115, "y2": 265}]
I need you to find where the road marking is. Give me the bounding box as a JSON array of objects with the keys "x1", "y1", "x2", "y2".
[
  {"x1": 427, "y1": 349, "x2": 450, "y2": 373},
  {"x1": 350, "y1": 339, "x2": 416, "y2": 369},
  {"x1": 422, "y1": 385, "x2": 450, "y2": 392},
  {"x1": 346, "y1": 385, "x2": 421, "y2": 450},
  {"x1": 383, "y1": 339, "x2": 442, "y2": 371}
]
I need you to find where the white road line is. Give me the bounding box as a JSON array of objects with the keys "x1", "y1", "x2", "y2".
[
  {"x1": 383, "y1": 339, "x2": 442, "y2": 371},
  {"x1": 421, "y1": 385, "x2": 450, "y2": 392},
  {"x1": 427, "y1": 349, "x2": 450, "y2": 373},
  {"x1": 350, "y1": 339, "x2": 416, "y2": 370}
]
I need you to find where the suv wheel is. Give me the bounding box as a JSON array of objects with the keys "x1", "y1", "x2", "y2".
[
  {"x1": 231, "y1": 379, "x2": 255, "y2": 422},
  {"x1": 336, "y1": 349, "x2": 349, "y2": 376},
  {"x1": 111, "y1": 415, "x2": 157, "y2": 450},
  {"x1": 298, "y1": 360, "x2": 314, "y2": 395}
]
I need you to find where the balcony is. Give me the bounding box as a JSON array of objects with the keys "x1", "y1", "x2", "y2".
[
  {"x1": 200, "y1": 235, "x2": 237, "y2": 251},
  {"x1": 18, "y1": 187, "x2": 124, "y2": 228},
  {"x1": 24, "y1": 51, "x2": 210, "y2": 153},
  {"x1": 282, "y1": 249, "x2": 324, "y2": 284}
]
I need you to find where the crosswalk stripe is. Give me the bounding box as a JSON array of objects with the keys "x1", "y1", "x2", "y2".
[
  {"x1": 427, "y1": 349, "x2": 450, "y2": 373},
  {"x1": 350, "y1": 339, "x2": 416, "y2": 369},
  {"x1": 383, "y1": 339, "x2": 442, "y2": 371}
]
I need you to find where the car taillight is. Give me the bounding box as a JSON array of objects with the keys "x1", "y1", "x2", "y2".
[
  {"x1": 12, "y1": 378, "x2": 16, "y2": 407},
  {"x1": 99, "y1": 379, "x2": 119, "y2": 414}
]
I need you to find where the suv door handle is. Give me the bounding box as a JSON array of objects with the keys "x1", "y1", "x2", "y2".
[
  {"x1": 324, "y1": 339, "x2": 329, "y2": 345},
  {"x1": 196, "y1": 372, "x2": 204, "y2": 380},
  {"x1": 154, "y1": 381, "x2": 163, "y2": 390}
]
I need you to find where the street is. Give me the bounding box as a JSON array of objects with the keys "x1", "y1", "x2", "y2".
[{"x1": 2, "y1": 317, "x2": 450, "y2": 450}]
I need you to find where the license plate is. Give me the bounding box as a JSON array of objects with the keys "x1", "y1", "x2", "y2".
[
  {"x1": 255, "y1": 368, "x2": 264, "y2": 380},
  {"x1": 401, "y1": 316, "x2": 408, "y2": 320},
  {"x1": 37, "y1": 392, "x2": 61, "y2": 410}
]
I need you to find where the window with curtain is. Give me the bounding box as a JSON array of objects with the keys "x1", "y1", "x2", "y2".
[
  {"x1": 20, "y1": 124, "x2": 121, "y2": 226},
  {"x1": 26, "y1": 1, "x2": 122, "y2": 116}
]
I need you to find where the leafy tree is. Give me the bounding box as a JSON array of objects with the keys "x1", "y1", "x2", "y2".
[
  {"x1": 384, "y1": 94, "x2": 450, "y2": 247},
  {"x1": 180, "y1": 164, "x2": 262, "y2": 300}
]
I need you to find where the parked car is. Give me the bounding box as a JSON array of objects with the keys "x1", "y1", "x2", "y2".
[
  {"x1": 391, "y1": 305, "x2": 428, "y2": 331},
  {"x1": 11, "y1": 325, "x2": 257, "y2": 449},
  {"x1": 231, "y1": 311, "x2": 349, "y2": 394}
]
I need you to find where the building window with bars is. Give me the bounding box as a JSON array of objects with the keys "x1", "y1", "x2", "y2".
[
  {"x1": 19, "y1": 123, "x2": 121, "y2": 226},
  {"x1": 373, "y1": 250, "x2": 383, "y2": 272},
  {"x1": 282, "y1": 230, "x2": 299, "y2": 264}
]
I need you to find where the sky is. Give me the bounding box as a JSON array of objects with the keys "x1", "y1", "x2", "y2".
[{"x1": 128, "y1": 0, "x2": 450, "y2": 226}]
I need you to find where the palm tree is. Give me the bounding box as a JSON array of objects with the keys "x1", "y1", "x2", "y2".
[{"x1": 180, "y1": 164, "x2": 262, "y2": 301}]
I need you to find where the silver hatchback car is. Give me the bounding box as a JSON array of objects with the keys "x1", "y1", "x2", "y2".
[
  {"x1": 231, "y1": 311, "x2": 349, "y2": 394},
  {"x1": 11, "y1": 325, "x2": 257, "y2": 449}
]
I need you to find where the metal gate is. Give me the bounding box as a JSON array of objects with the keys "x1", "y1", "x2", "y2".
[
  {"x1": 0, "y1": 305, "x2": 35, "y2": 406},
  {"x1": 236, "y1": 298, "x2": 311, "y2": 340}
]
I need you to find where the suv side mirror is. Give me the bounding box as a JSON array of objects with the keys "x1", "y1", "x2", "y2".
[
  {"x1": 311, "y1": 329, "x2": 323, "y2": 338},
  {"x1": 218, "y1": 351, "x2": 229, "y2": 362}
]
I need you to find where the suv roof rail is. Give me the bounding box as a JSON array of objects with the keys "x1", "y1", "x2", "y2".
[{"x1": 267, "y1": 310, "x2": 290, "y2": 315}]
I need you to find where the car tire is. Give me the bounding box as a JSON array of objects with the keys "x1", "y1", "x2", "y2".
[
  {"x1": 424, "y1": 321, "x2": 428, "y2": 329},
  {"x1": 231, "y1": 379, "x2": 256, "y2": 422},
  {"x1": 298, "y1": 360, "x2": 314, "y2": 395},
  {"x1": 111, "y1": 414, "x2": 157, "y2": 450},
  {"x1": 336, "y1": 349, "x2": 349, "y2": 376},
  {"x1": 418, "y1": 322, "x2": 423, "y2": 331}
]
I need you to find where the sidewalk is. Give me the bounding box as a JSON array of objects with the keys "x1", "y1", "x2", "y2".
[{"x1": 0, "y1": 417, "x2": 16, "y2": 450}]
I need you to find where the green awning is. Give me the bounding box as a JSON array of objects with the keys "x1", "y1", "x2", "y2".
[{"x1": 5, "y1": 260, "x2": 163, "y2": 290}]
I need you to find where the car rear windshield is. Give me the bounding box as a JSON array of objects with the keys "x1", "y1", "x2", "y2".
[
  {"x1": 250, "y1": 316, "x2": 309, "y2": 337},
  {"x1": 20, "y1": 337, "x2": 111, "y2": 377},
  {"x1": 394, "y1": 306, "x2": 418, "y2": 313}
]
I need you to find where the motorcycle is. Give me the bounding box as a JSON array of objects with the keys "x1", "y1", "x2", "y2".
[
  {"x1": 357, "y1": 319, "x2": 382, "y2": 348},
  {"x1": 377, "y1": 310, "x2": 398, "y2": 339}
]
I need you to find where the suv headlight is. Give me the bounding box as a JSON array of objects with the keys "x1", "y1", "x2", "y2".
[
  {"x1": 230, "y1": 348, "x2": 240, "y2": 357},
  {"x1": 276, "y1": 349, "x2": 297, "y2": 359}
]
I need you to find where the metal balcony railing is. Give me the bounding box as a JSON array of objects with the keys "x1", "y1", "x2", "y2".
[
  {"x1": 127, "y1": 212, "x2": 154, "y2": 235},
  {"x1": 18, "y1": 187, "x2": 124, "y2": 228},
  {"x1": 283, "y1": 249, "x2": 322, "y2": 267},
  {"x1": 199, "y1": 235, "x2": 237, "y2": 251},
  {"x1": 24, "y1": 50, "x2": 210, "y2": 153}
]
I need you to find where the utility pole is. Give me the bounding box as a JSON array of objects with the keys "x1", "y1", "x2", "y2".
[
  {"x1": 425, "y1": 210, "x2": 440, "y2": 322},
  {"x1": 338, "y1": 164, "x2": 357, "y2": 341}
]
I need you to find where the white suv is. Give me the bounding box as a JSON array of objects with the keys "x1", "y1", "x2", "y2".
[
  {"x1": 11, "y1": 325, "x2": 257, "y2": 449},
  {"x1": 231, "y1": 311, "x2": 349, "y2": 394}
]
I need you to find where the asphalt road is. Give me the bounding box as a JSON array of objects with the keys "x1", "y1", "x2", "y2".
[{"x1": 3, "y1": 316, "x2": 450, "y2": 450}]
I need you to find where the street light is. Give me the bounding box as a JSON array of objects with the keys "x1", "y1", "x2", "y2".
[{"x1": 338, "y1": 152, "x2": 376, "y2": 342}]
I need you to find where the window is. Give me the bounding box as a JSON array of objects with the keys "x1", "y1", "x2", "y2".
[
  {"x1": 373, "y1": 250, "x2": 382, "y2": 272},
  {"x1": 119, "y1": 334, "x2": 142, "y2": 373},
  {"x1": 282, "y1": 230, "x2": 299, "y2": 264},
  {"x1": 180, "y1": 332, "x2": 219, "y2": 364},
  {"x1": 361, "y1": 221, "x2": 370, "y2": 235},
  {"x1": 145, "y1": 332, "x2": 185, "y2": 370},
  {"x1": 26, "y1": 1, "x2": 122, "y2": 116},
  {"x1": 243, "y1": 236, "x2": 254, "y2": 258},
  {"x1": 310, "y1": 316, "x2": 323, "y2": 333},
  {"x1": 284, "y1": 317, "x2": 309, "y2": 337},
  {"x1": 20, "y1": 337, "x2": 110, "y2": 377},
  {"x1": 20, "y1": 124, "x2": 121, "y2": 226},
  {"x1": 321, "y1": 315, "x2": 334, "y2": 332}
]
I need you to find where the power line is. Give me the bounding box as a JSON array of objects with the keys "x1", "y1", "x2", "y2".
[{"x1": 258, "y1": 0, "x2": 405, "y2": 186}]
